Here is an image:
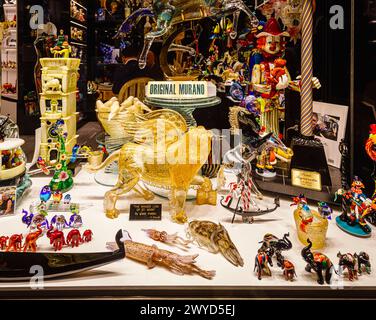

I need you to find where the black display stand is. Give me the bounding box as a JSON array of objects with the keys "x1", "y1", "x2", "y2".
[
  {"x1": 290, "y1": 134, "x2": 332, "y2": 186},
  {"x1": 254, "y1": 165, "x2": 341, "y2": 205},
  {"x1": 254, "y1": 131, "x2": 341, "y2": 205}
]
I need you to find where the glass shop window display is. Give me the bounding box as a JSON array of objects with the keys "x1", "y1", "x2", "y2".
[{"x1": 0, "y1": 0, "x2": 375, "y2": 300}]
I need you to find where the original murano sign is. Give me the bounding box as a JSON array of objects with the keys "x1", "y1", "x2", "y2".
[
  {"x1": 146, "y1": 81, "x2": 216, "y2": 99},
  {"x1": 291, "y1": 169, "x2": 322, "y2": 191}
]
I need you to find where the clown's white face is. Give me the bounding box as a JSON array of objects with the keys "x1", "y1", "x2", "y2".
[{"x1": 264, "y1": 35, "x2": 282, "y2": 55}]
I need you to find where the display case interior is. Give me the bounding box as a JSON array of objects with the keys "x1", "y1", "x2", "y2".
[{"x1": 0, "y1": 0, "x2": 374, "y2": 300}]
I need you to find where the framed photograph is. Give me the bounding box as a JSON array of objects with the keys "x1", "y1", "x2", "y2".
[
  {"x1": 0, "y1": 185, "x2": 17, "y2": 217},
  {"x1": 313, "y1": 101, "x2": 349, "y2": 168}
]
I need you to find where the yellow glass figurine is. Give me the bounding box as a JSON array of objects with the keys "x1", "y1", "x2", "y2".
[
  {"x1": 196, "y1": 177, "x2": 217, "y2": 206},
  {"x1": 216, "y1": 165, "x2": 227, "y2": 193},
  {"x1": 86, "y1": 110, "x2": 212, "y2": 223},
  {"x1": 291, "y1": 194, "x2": 328, "y2": 250},
  {"x1": 96, "y1": 97, "x2": 187, "y2": 139}
]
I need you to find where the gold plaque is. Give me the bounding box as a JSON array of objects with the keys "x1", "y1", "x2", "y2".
[{"x1": 291, "y1": 169, "x2": 322, "y2": 191}]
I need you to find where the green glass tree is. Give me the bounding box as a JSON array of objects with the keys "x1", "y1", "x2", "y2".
[{"x1": 49, "y1": 122, "x2": 74, "y2": 193}]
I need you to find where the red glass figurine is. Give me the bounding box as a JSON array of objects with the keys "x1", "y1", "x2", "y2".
[
  {"x1": 47, "y1": 228, "x2": 66, "y2": 251},
  {"x1": 0, "y1": 236, "x2": 9, "y2": 250},
  {"x1": 66, "y1": 229, "x2": 83, "y2": 248},
  {"x1": 6, "y1": 234, "x2": 23, "y2": 252},
  {"x1": 82, "y1": 230, "x2": 93, "y2": 242},
  {"x1": 37, "y1": 157, "x2": 50, "y2": 175},
  {"x1": 23, "y1": 225, "x2": 43, "y2": 252}
]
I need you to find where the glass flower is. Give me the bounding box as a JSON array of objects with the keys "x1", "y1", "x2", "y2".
[{"x1": 58, "y1": 171, "x2": 69, "y2": 182}]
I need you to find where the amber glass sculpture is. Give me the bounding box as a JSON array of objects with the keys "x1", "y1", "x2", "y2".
[{"x1": 293, "y1": 208, "x2": 328, "y2": 250}]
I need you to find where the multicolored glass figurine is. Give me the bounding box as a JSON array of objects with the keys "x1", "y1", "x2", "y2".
[
  {"x1": 335, "y1": 176, "x2": 373, "y2": 237},
  {"x1": 291, "y1": 194, "x2": 313, "y2": 232},
  {"x1": 64, "y1": 194, "x2": 71, "y2": 205},
  {"x1": 301, "y1": 239, "x2": 334, "y2": 285},
  {"x1": 53, "y1": 190, "x2": 63, "y2": 204},
  {"x1": 29, "y1": 186, "x2": 80, "y2": 221},
  {"x1": 22, "y1": 210, "x2": 50, "y2": 231},
  {"x1": 227, "y1": 107, "x2": 293, "y2": 178},
  {"x1": 68, "y1": 214, "x2": 83, "y2": 229},
  {"x1": 50, "y1": 30, "x2": 71, "y2": 58},
  {"x1": 254, "y1": 233, "x2": 295, "y2": 281},
  {"x1": 48, "y1": 121, "x2": 74, "y2": 193},
  {"x1": 318, "y1": 202, "x2": 333, "y2": 220},
  {"x1": 115, "y1": 0, "x2": 259, "y2": 70},
  {"x1": 51, "y1": 215, "x2": 68, "y2": 231},
  {"x1": 250, "y1": 17, "x2": 290, "y2": 136},
  {"x1": 37, "y1": 157, "x2": 50, "y2": 175},
  {"x1": 249, "y1": 16, "x2": 321, "y2": 137},
  {"x1": 0, "y1": 115, "x2": 31, "y2": 199},
  {"x1": 40, "y1": 185, "x2": 52, "y2": 203},
  {"x1": 337, "y1": 251, "x2": 371, "y2": 281}
]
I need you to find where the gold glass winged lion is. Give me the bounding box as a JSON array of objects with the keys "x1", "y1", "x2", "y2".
[{"x1": 86, "y1": 108, "x2": 213, "y2": 224}]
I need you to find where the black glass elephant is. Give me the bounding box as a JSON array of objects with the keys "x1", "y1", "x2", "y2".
[{"x1": 301, "y1": 239, "x2": 334, "y2": 285}]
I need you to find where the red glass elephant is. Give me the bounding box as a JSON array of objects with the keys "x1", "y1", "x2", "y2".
[
  {"x1": 6, "y1": 234, "x2": 23, "y2": 252},
  {"x1": 0, "y1": 236, "x2": 9, "y2": 250},
  {"x1": 23, "y1": 225, "x2": 43, "y2": 252},
  {"x1": 47, "y1": 228, "x2": 66, "y2": 251},
  {"x1": 66, "y1": 229, "x2": 83, "y2": 248},
  {"x1": 82, "y1": 230, "x2": 93, "y2": 243}
]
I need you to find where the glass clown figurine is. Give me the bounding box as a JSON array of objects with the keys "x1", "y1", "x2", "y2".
[{"x1": 336, "y1": 177, "x2": 374, "y2": 236}]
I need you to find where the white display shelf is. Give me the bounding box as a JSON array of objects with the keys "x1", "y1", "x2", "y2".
[{"x1": 0, "y1": 170, "x2": 374, "y2": 298}]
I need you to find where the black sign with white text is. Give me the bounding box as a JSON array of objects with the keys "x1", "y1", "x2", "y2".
[{"x1": 129, "y1": 204, "x2": 162, "y2": 221}]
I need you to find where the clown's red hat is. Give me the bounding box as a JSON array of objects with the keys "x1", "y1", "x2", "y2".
[{"x1": 256, "y1": 17, "x2": 290, "y2": 38}]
